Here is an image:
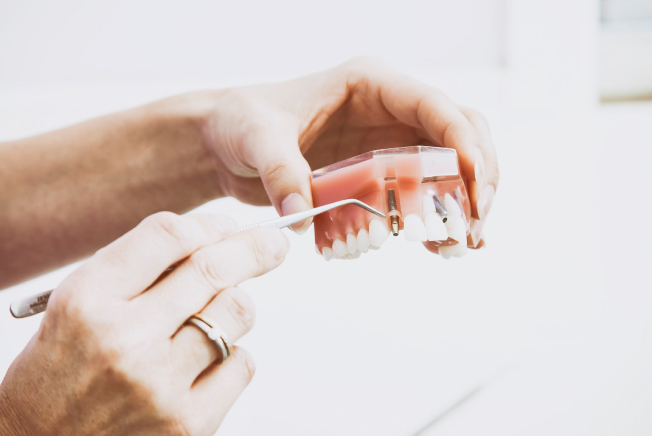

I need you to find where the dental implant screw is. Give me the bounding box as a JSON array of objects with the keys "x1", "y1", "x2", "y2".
[{"x1": 387, "y1": 189, "x2": 400, "y2": 236}]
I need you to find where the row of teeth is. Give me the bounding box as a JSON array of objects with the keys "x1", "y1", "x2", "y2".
[{"x1": 321, "y1": 193, "x2": 468, "y2": 260}]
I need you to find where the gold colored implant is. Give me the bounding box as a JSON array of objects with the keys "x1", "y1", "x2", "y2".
[{"x1": 387, "y1": 189, "x2": 400, "y2": 236}]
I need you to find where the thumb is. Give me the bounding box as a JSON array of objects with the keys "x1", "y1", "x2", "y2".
[{"x1": 255, "y1": 140, "x2": 313, "y2": 234}]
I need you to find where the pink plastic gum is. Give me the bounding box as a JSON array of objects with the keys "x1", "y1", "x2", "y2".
[{"x1": 311, "y1": 146, "x2": 471, "y2": 258}]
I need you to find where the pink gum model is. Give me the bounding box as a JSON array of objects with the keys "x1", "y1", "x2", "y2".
[{"x1": 311, "y1": 146, "x2": 471, "y2": 260}]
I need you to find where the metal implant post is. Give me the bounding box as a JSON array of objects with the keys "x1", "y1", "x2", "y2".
[
  {"x1": 432, "y1": 194, "x2": 448, "y2": 223},
  {"x1": 387, "y1": 189, "x2": 400, "y2": 236}
]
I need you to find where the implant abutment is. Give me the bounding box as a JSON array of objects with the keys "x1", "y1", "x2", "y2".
[{"x1": 391, "y1": 216, "x2": 399, "y2": 236}]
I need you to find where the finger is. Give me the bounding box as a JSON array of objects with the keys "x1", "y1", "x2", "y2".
[
  {"x1": 343, "y1": 59, "x2": 484, "y2": 191},
  {"x1": 182, "y1": 347, "x2": 255, "y2": 435},
  {"x1": 247, "y1": 121, "x2": 314, "y2": 234},
  {"x1": 134, "y1": 228, "x2": 288, "y2": 335},
  {"x1": 65, "y1": 213, "x2": 237, "y2": 300},
  {"x1": 169, "y1": 287, "x2": 255, "y2": 382},
  {"x1": 458, "y1": 106, "x2": 499, "y2": 223}
]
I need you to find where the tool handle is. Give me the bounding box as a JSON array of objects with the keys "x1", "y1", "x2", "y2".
[{"x1": 10, "y1": 289, "x2": 53, "y2": 318}]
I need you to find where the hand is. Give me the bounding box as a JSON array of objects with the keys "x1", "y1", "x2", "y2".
[
  {"x1": 199, "y1": 57, "x2": 499, "y2": 247},
  {"x1": 0, "y1": 212, "x2": 289, "y2": 436}
]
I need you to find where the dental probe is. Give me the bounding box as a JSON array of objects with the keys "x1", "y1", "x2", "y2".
[{"x1": 9, "y1": 200, "x2": 385, "y2": 319}]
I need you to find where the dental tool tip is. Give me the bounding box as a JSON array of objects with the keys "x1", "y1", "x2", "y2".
[{"x1": 387, "y1": 189, "x2": 400, "y2": 236}]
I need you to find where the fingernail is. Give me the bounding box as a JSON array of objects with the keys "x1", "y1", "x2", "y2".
[
  {"x1": 266, "y1": 229, "x2": 290, "y2": 260},
  {"x1": 477, "y1": 185, "x2": 495, "y2": 221},
  {"x1": 474, "y1": 148, "x2": 485, "y2": 186},
  {"x1": 281, "y1": 193, "x2": 311, "y2": 235}
]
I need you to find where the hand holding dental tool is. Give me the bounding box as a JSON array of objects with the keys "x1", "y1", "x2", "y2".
[
  {"x1": 0, "y1": 59, "x2": 499, "y2": 436},
  {"x1": 0, "y1": 213, "x2": 293, "y2": 435},
  {"x1": 9, "y1": 199, "x2": 385, "y2": 319}
]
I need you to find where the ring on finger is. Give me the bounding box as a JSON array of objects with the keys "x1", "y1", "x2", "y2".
[{"x1": 185, "y1": 313, "x2": 233, "y2": 362}]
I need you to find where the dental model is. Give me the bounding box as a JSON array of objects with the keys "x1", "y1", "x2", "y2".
[{"x1": 311, "y1": 146, "x2": 471, "y2": 260}]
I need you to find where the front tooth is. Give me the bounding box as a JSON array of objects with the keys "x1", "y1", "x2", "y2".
[
  {"x1": 445, "y1": 215, "x2": 467, "y2": 243},
  {"x1": 423, "y1": 194, "x2": 437, "y2": 214},
  {"x1": 351, "y1": 251, "x2": 361, "y2": 259},
  {"x1": 425, "y1": 213, "x2": 448, "y2": 241},
  {"x1": 439, "y1": 242, "x2": 468, "y2": 259},
  {"x1": 346, "y1": 233, "x2": 358, "y2": 254},
  {"x1": 368, "y1": 220, "x2": 389, "y2": 248},
  {"x1": 322, "y1": 246, "x2": 333, "y2": 261},
  {"x1": 357, "y1": 229, "x2": 370, "y2": 253},
  {"x1": 333, "y1": 239, "x2": 348, "y2": 258},
  {"x1": 403, "y1": 214, "x2": 427, "y2": 241},
  {"x1": 444, "y1": 193, "x2": 462, "y2": 217}
]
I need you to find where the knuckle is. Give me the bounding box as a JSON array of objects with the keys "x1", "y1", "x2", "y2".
[
  {"x1": 245, "y1": 232, "x2": 271, "y2": 272},
  {"x1": 191, "y1": 250, "x2": 233, "y2": 291},
  {"x1": 221, "y1": 288, "x2": 256, "y2": 332},
  {"x1": 211, "y1": 214, "x2": 238, "y2": 234},
  {"x1": 232, "y1": 348, "x2": 256, "y2": 381},
  {"x1": 52, "y1": 285, "x2": 96, "y2": 325},
  {"x1": 145, "y1": 212, "x2": 194, "y2": 247},
  {"x1": 260, "y1": 159, "x2": 288, "y2": 185},
  {"x1": 467, "y1": 109, "x2": 491, "y2": 131}
]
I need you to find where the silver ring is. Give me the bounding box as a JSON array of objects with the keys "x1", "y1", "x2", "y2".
[{"x1": 186, "y1": 314, "x2": 232, "y2": 362}]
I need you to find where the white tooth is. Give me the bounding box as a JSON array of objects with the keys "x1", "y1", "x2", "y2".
[
  {"x1": 369, "y1": 220, "x2": 389, "y2": 248},
  {"x1": 439, "y1": 245, "x2": 453, "y2": 259},
  {"x1": 351, "y1": 251, "x2": 361, "y2": 259},
  {"x1": 423, "y1": 194, "x2": 437, "y2": 214},
  {"x1": 322, "y1": 246, "x2": 333, "y2": 261},
  {"x1": 346, "y1": 233, "x2": 358, "y2": 254},
  {"x1": 425, "y1": 212, "x2": 448, "y2": 241},
  {"x1": 333, "y1": 239, "x2": 348, "y2": 258},
  {"x1": 357, "y1": 229, "x2": 370, "y2": 253},
  {"x1": 403, "y1": 214, "x2": 427, "y2": 241},
  {"x1": 439, "y1": 243, "x2": 467, "y2": 259},
  {"x1": 453, "y1": 243, "x2": 468, "y2": 257},
  {"x1": 444, "y1": 193, "x2": 462, "y2": 217},
  {"x1": 445, "y1": 215, "x2": 467, "y2": 243},
  {"x1": 439, "y1": 245, "x2": 454, "y2": 259}
]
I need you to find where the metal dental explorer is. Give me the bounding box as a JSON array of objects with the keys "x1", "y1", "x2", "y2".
[{"x1": 10, "y1": 199, "x2": 385, "y2": 319}]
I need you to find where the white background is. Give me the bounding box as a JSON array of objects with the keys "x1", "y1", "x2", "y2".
[{"x1": 1, "y1": 1, "x2": 652, "y2": 435}]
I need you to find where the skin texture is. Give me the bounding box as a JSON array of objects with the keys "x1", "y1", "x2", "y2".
[
  {"x1": 0, "y1": 58, "x2": 499, "y2": 435},
  {"x1": 0, "y1": 213, "x2": 289, "y2": 436}
]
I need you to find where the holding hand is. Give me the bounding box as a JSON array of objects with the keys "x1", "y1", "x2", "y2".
[
  {"x1": 194, "y1": 58, "x2": 498, "y2": 247},
  {"x1": 0, "y1": 213, "x2": 289, "y2": 436}
]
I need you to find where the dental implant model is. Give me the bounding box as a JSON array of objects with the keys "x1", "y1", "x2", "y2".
[{"x1": 311, "y1": 145, "x2": 471, "y2": 260}]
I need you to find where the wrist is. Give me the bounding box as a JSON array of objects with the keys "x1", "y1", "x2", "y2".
[{"x1": 138, "y1": 92, "x2": 227, "y2": 202}]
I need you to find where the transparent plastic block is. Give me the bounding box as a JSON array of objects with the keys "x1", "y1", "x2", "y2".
[{"x1": 311, "y1": 146, "x2": 470, "y2": 259}]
